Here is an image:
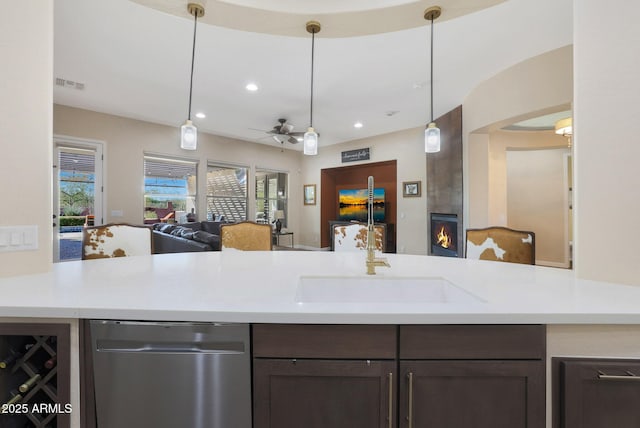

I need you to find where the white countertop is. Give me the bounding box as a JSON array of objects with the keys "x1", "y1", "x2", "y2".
[{"x1": 1, "y1": 251, "x2": 640, "y2": 324}]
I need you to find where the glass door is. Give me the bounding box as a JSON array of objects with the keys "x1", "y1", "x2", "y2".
[{"x1": 53, "y1": 139, "x2": 103, "y2": 262}]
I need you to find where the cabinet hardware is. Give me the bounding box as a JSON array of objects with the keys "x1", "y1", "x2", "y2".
[
  {"x1": 388, "y1": 372, "x2": 393, "y2": 428},
  {"x1": 407, "y1": 372, "x2": 414, "y2": 428},
  {"x1": 597, "y1": 370, "x2": 640, "y2": 381}
]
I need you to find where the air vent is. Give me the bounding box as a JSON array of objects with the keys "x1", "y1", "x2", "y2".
[{"x1": 55, "y1": 77, "x2": 85, "y2": 90}]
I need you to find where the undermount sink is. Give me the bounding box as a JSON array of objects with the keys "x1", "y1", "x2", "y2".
[{"x1": 295, "y1": 276, "x2": 484, "y2": 304}]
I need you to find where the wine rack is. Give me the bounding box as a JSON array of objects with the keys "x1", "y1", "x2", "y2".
[{"x1": 0, "y1": 323, "x2": 70, "y2": 428}]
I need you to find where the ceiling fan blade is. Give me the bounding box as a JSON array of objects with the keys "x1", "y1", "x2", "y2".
[
  {"x1": 288, "y1": 136, "x2": 300, "y2": 144},
  {"x1": 289, "y1": 132, "x2": 304, "y2": 137},
  {"x1": 249, "y1": 127, "x2": 270, "y2": 133}
]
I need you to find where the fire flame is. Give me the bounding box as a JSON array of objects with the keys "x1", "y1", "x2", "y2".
[{"x1": 436, "y1": 226, "x2": 452, "y2": 249}]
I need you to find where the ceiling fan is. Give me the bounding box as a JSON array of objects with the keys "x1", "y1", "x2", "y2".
[{"x1": 266, "y1": 118, "x2": 304, "y2": 145}]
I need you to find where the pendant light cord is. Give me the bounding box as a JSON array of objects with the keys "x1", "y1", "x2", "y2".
[
  {"x1": 309, "y1": 29, "x2": 316, "y2": 128},
  {"x1": 187, "y1": 13, "x2": 199, "y2": 121},
  {"x1": 429, "y1": 15, "x2": 434, "y2": 123}
]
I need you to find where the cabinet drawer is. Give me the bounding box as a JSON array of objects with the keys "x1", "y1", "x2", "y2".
[
  {"x1": 554, "y1": 357, "x2": 640, "y2": 428},
  {"x1": 253, "y1": 324, "x2": 397, "y2": 359},
  {"x1": 399, "y1": 325, "x2": 545, "y2": 359}
]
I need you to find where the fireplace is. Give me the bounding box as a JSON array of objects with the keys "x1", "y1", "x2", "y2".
[{"x1": 430, "y1": 213, "x2": 458, "y2": 257}]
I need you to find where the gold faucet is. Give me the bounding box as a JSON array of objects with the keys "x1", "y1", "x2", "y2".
[{"x1": 366, "y1": 225, "x2": 390, "y2": 275}]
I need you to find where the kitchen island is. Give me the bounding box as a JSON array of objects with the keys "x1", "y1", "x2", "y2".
[
  {"x1": 1, "y1": 251, "x2": 640, "y2": 323},
  {"x1": 1, "y1": 251, "x2": 640, "y2": 428}
]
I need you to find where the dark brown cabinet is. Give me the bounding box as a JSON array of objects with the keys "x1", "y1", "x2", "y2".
[
  {"x1": 399, "y1": 360, "x2": 544, "y2": 428},
  {"x1": 253, "y1": 324, "x2": 397, "y2": 428},
  {"x1": 398, "y1": 325, "x2": 546, "y2": 428},
  {"x1": 253, "y1": 324, "x2": 546, "y2": 428},
  {"x1": 254, "y1": 359, "x2": 395, "y2": 428},
  {"x1": 554, "y1": 358, "x2": 640, "y2": 428}
]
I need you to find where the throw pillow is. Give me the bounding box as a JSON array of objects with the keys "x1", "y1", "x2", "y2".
[{"x1": 159, "y1": 224, "x2": 176, "y2": 234}]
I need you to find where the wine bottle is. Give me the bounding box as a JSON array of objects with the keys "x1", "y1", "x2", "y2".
[
  {"x1": 6, "y1": 389, "x2": 23, "y2": 405},
  {"x1": 44, "y1": 355, "x2": 57, "y2": 370},
  {"x1": 0, "y1": 349, "x2": 24, "y2": 369},
  {"x1": 18, "y1": 373, "x2": 41, "y2": 393}
]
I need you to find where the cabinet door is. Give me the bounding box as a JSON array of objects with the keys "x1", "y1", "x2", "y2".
[
  {"x1": 399, "y1": 360, "x2": 544, "y2": 428},
  {"x1": 560, "y1": 359, "x2": 640, "y2": 428},
  {"x1": 254, "y1": 359, "x2": 396, "y2": 428}
]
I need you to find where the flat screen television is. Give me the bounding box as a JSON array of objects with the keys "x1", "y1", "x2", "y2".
[{"x1": 338, "y1": 188, "x2": 385, "y2": 222}]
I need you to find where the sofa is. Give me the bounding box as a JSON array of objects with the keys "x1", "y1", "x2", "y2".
[{"x1": 152, "y1": 221, "x2": 225, "y2": 253}]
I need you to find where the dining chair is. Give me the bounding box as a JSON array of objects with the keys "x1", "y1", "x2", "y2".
[
  {"x1": 465, "y1": 226, "x2": 535, "y2": 265},
  {"x1": 220, "y1": 221, "x2": 272, "y2": 251},
  {"x1": 82, "y1": 223, "x2": 153, "y2": 260},
  {"x1": 331, "y1": 222, "x2": 385, "y2": 252}
]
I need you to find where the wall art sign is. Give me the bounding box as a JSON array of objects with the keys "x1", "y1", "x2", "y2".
[{"x1": 341, "y1": 148, "x2": 370, "y2": 163}]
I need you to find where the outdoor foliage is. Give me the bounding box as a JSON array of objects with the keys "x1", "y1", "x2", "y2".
[{"x1": 60, "y1": 216, "x2": 86, "y2": 226}]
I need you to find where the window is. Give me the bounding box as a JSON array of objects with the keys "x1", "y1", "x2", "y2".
[
  {"x1": 143, "y1": 155, "x2": 197, "y2": 220},
  {"x1": 58, "y1": 147, "x2": 96, "y2": 216},
  {"x1": 206, "y1": 163, "x2": 248, "y2": 222},
  {"x1": 255, "y1": 170, "x2": 288, "y2": 227}
]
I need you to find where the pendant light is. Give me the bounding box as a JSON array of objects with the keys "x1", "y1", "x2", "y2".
[
  {"x1": 424, "y1": 6, "x2": 441, "y2": 153},
  {"x1": 304, "y1": 21, "x2": 321, "y2": 156},
  {"x1": 180, "y1": 3, "x2": 204, "y2": 151}
]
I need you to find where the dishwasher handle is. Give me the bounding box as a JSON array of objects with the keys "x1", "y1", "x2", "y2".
[{"x1": 96, "y1": 339, "x2": 245, "y2": 354}]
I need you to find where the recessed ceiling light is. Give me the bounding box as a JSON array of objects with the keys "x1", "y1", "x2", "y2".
[
  {"x1": 354, "y1": 122, "x2": 363, "y2": 128},
  {"x1": 245, "y1": 83, "x2": 258, "y2": 92},
  {"x1": 195, "y1": 112, "x2": 206, "y2": 119}
]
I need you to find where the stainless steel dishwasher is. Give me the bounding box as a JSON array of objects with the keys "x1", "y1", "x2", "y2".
[{"x1": 90, "y1": 320, "x2": 252, "y2": 428}]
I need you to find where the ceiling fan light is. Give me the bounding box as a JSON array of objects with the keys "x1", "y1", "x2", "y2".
[
  {"x1": 303, "y1": 127, "x2": 318, "y2": 156},
  {"x1": 181, "y1": 119, "x2": 198, "y2": 150},
  {"x1": 425, "y1": 122, "x2": 440, "y2": 153}
]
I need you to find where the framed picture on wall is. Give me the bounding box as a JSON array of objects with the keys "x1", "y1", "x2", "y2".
[
  {"x1": 403, "y1": 181, "x2": 421, "y2": 197},
  {"x1": 304, "y1": 184, "x2": 316, "y2": 205}
]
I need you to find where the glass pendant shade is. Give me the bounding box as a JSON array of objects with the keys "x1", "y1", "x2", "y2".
[
  {"x1": 425, "y1": 122, "x2": 440, "y2": 153},
  {"x1": 181, "y1": 119, "x2": 198, "y2": 150},
  {"x1": 303, "y1": 127, "x2": 318, "y2": 156}
]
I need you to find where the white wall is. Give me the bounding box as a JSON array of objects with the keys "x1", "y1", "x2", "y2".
[
  {"x1": 464, "y1": 46, "x2": 573, "y2": 229},
  {"x1": 572, "y1": 1, "x2": 640, "y2": 285},
  {"x1": 299, "y1": 127, "x2": 428, "y2": 254},
  {"x1": 0, "y1": 2, "x2": 53, "y2": 277},
  {"x1": 507, "y1": 147, "x2": 570, "y2": 267},
  {"x1": 488, "y1": 131, "x2": 568, "y2": 226},
  {"x1": 54, "y1": 105, "x2": 303, "y2": 235}
]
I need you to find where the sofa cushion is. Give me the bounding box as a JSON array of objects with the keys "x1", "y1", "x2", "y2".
[
  {"x1": 152, "y1": 230, "x2": 212, "y2": 253},
  {"x1": 176, "y1": 222, "x2": 202, "y2": 232},
  {"x1": 201, "y1": 221, "x2": 225, "y2": 235},
  {"x1": 193, "y1": 230, "x2": 220, "y2": 247}
]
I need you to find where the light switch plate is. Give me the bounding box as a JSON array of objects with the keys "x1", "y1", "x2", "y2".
[{"x1": 0, "y1": 225, "x2": 38, "y2": 252}]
